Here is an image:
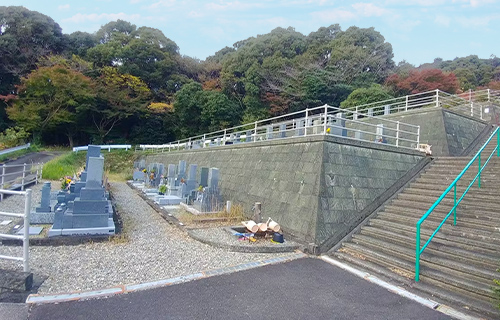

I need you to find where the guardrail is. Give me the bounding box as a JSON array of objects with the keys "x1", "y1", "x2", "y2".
[
  {"x1": 0, "y1": 143, "x2": 31, "y2": 156},
  {"x1": 137, "y1": 104, "x2": 421, "y2": 153},
  {"x1": 415, "y1": 126, "x2": 500, "y2": 281},
  {"x1": 0, "y1": 189, "x2": 32, "y2": 272},
  {"x1": 73, "y1": 144, "x2": 132, "y2": 152},
  {"x1": 0, "y1": 162, "x2": 42, "y2": 201}
]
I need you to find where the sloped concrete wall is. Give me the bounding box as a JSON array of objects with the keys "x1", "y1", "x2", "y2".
[{"x1": 442, "y1": 110, "x2": 487, "y2": 156}]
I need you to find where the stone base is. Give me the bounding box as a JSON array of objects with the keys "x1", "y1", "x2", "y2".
[
  {"x1": 156, "y1": 195, "x2": 182, "y2": 205},
  {"x1": 30, "y1": 211, "x2": 55, "y2": 224},
  {"x1": 0, "y1": 269, "x2": 33, "y2": 292},
  {"x1": 48, "y1": 218, "x2": 115, "y2": 237}
]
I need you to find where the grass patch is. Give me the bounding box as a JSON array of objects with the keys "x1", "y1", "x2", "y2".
[
  {"x1": 42, "y1": 152, "x2": 86, "y2": 180},
  {"x1": 42, "y1": 149, "x2": 140, "y2": 182}
]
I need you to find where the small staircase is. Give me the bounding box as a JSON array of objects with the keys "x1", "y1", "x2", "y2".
[{"x1": 330, "y1": 144, "x2": 500, "y2": 319}]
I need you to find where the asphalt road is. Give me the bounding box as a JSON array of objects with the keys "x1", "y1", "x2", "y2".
[
  {"x1": 28, "y1": 258, "x2": 450, "y2": 320},
  {"x1": 1, "y1": 151, "x2": 60, "y2": 185}
]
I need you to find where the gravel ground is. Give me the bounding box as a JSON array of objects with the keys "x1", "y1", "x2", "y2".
[{"x1": 0, "y1": 182, "x2": 284, "y2": 294}]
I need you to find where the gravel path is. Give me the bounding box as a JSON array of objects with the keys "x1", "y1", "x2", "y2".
[{"x1": 0, "y1": 182, "x2": 284, "y2": 294}]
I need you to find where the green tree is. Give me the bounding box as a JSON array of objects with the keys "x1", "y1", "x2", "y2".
[
  {"x1": 7, "y1": 65, "x2": 94, "y2": 146},
  {"x1": 340, "y1": 84, "x2": 394, "y2": 110}
]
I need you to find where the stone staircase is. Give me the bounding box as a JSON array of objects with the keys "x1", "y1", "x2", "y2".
[{"x1": 330, "y1": 142, "x2": 500, "y2": 319}]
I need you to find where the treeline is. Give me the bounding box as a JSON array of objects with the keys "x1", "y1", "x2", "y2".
[{"x1": 0, "y1": 6, "x2": 499, "y2": 147}]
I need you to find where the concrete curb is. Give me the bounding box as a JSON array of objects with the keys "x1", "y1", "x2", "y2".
[
  {"x1": 25, "y1": 252, "x2": 307, "y2": 304},
  {"x1": 320, "y1": 256, "x2": 482, "y2": 320},
  {"x1": 187, "y1": 228, "x2": 301, "y2": 253}
]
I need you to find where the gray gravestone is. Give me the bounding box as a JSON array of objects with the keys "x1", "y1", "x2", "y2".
[
  {"x1": 35, "y1": 182, "x2": 51, "y2": 213},
  {"x1": 376, "y1": 124, "x2": 386, "y2": 143},
  {"x1": 208, "y1": 168, "x2": 219, "y2": 190},
  {"x1": 200, "y1": 167, "x2": 209, "y2": 187}
]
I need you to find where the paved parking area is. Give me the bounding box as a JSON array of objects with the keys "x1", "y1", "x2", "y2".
[{"x1": 28, "y1": 258, "x2": 450, "y2": 320}]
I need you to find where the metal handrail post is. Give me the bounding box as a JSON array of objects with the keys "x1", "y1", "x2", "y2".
[
  {"x1": 304, "y1": 109, "x2": 309, "y2": 137},
  {"x1": 254, "y1": 121, "x2": 258, "y2": 143},
  {"x1": 223, "y1": 129, "x2": 227, "y2": 145},
  {"x1": 35, "y1": 164, "x2": 39, "y2": 185},
  {"x1": 405, "y1": 95, "x2": 408, "y2": 111},
  {"x1": 416, "y1": 126, "x2": 420, "y2": 147},
  {"x1": 1, "y1": 165, "x2": 4, "y2": 201},
  {"x1": 23, "y1": 189, "x2": 32, "y2": 272},
  {"x1": 415, "y1": 222, "x2": 421, "y2": 281},
  {"x1": 323, "y1": 105, "x2": 328, "y2": 134},
  {"x1": 478, "y1": 152, "x2": 481, "y2": 188},
  {"x1": 435, "y1": 89, "x2": 439, "y2": 107},
  {"x1": 396, "y1": 121, "x2": 400, "y2": 147},
  {"x1": 203, "y1": 134, "x2": 206, "y2": 148},
  {"x1": 498, "y1": 129, "x2": 500, "y2": 157},
  {"x1": 488, "y1": 89, "x2": 491, "y2": 102},
  {"x1": 21, "y1": 163, "x2": 26, "y2": 191},
  {"x1": 453, "y1": 184, "x2": 457, "y2": 225}
]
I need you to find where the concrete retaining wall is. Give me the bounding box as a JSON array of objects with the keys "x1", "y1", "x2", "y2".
[{"x1": 145, "y1": 135, "x2": 424, "y2": 250}]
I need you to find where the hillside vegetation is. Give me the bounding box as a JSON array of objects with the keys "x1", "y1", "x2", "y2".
[{"x1": 0, "y1": 6, "x2": 498, "y2": 148}]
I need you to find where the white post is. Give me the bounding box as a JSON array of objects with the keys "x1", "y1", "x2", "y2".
[
  {"x1": 23, "y1": 189, "x2": 32, "y2": 273},
  {"x1": 471, "y1": 102, "x2": 474, "y2": 117},
  {"x1": 435, "y1": 89, "x2": 439, "y2": 107},
  {"x1": 480, "y1": 104, "x2": 483, "y2": 120},
  {"x1": 1, "y1": 165, "x2": 4, "y2": 202},
  {"x1": 21, "y1": 163, "x2": 26, "y2": 191},
  {"x1": 354, "y1": 106, "x2": 358, "y2": 120},
  {"x1": 254, "y1": 121, "x2": 258, "y2": 142},
  {"x1": 488, "y1": 89, "x2": 491, "y2": 102},
  {"x1": 405, "y1": 95, "x2": 408, "y2": 111},
  {"x1": 323, "y1": 105, "x2": 328, "y2": 134},
  {"x1": 396, "y1": 121, "x2": 400, "y2": 147},
  {"x1": 177, "y1": 141, "x2": 180, "y2": 150},
  {"x1": 223, "y1": 129, "x2": 227, "y2": 145},
  {"x1": 305, "y1": 109, "x2": 309, "y2": 137},
  {"x1": 416, "y1": 126, "x2": 420, "y2": 147},
  {"x1": 35, "y1": 164, "x2": 39, "y2": 185},
  {"x1": 40, "y1": 163, "x2": 43, "y2": 181},
  {"x1": 469, "y1": 89, "x2": 472, "y2": 101}
]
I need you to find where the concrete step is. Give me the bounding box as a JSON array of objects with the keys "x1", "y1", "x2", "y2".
[
  {"x1": 382, "y1": 206, "x2": 500, "y2": 229},
  {"x1": 361, "y1": 225, "x2": 500, "y2": 261},
  {"x1": 368, "y1": 218, "x2": 500, "y2": 249},
  {"x1": 378, "y1": 210, "x2": 499, "y2": 233},
  {"x1": 339, "y1": 243, "x2": 495, "y2": 301},
  {"x1": 350, "y1": 234, "x2": 497, "y2": 284},
  {"x1": 404, "y1": 186, "x2": 500, "y2": 201},
  {"x1": 332, "y1": 252, "x2": 499, "y2": 319},
  {"x1": 354, "y1": 230, "x2": 499, "y2": 271},
  {"x1": 396, "y1": 193, "x2": 500, "y2": 211},
  {"x1": 415, "y1": 177, "x2": 500, "y2": 188}
]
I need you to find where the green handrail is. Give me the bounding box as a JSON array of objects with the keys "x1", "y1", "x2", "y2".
[{"x1": 415, "y1": 127, "x2": 500, "y2": 281}]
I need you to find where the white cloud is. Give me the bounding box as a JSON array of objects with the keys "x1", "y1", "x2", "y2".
[
  {"x1": 205, "y1": 1, "x2": 266, "y2": 11},
  {"x1": 58, "y1": 4, "x2": 70, "y2": 11},
  {"x1": 310, "y1": 8, "x2": 357, "y2": 22},
  {"x1": 147, "y1": 0, "x2": 176, "y2": 9},
  {"x1": 188, "y1": 11, "x2": 204, "y2": 18},
  {"x1": 434, "y1": 14, "x2": 451, "y2": 26},
  {"x1": 63, "y1": 12, "x2": 143, "y2": 24},
  {"x1": 351, "y1": 3, "x2": 390, "y2": 17}
]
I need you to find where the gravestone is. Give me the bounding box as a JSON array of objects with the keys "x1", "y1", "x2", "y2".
[
  {"x1": 80, "y1": 145, "x2": 101, "y2": 182},
  {"x1": 35, "y1": 182, "x2": 51, "y2": 213},
  {"x1": 133, "y1": 169, "x2": 145, "y2": 181},
  {"x1": 330, "y1": 113, "x2": 347, "y2": 137},
  {"x1": 194, "y1": 167, "x2": 222, "y2": 213},
  {"x1": 313, "y1": 119, "x2": 322, "y2": 135},
  {"x1": 185, "y1": 164, "x2": 198, "y2": 194},
  {"x1": 177, "y1": 160, "x2": 186, "y2": 184},
  {"x1": 200, "y1": 167, "x2": 209, "y2": 187},
  {"x1": 376, "y1": 124, "x2": 387, "y2": 143}
]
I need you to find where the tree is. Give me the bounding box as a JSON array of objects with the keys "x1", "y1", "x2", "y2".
[
  {"x1": 90, "y1": 67, "x2": 150, "y2": 143},
  {"x1": 386, "y1": 69, "x2": 459, "y2": 95},
  {"x1": 7, "y1": 65, "x2": 94, "y2": 146},
  {"x1": 173, "y1": 82, "x2": 204, "y2": 138},
  {"x1": 340, "y1": 84, "x2": 394, "y2": 110},
  {"x1": 0, "y1": 6, "x2": 65, "y2": 94},
  {"x1": 64, "y1": 31, "x2": 98, "y2": 58}
]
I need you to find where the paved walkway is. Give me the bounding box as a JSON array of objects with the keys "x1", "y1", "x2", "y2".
[{"x1": 27, "y1": 258, "x2": 449, "y2": 320}]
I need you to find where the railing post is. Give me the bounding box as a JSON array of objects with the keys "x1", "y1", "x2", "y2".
[
  {"x1": 35, "y1": 164, "x2": 39, "y2": 185},
  {"x1": 415, "y1": 222, "x2": 421, "y2": 282},
  {"x1": 223, "y1": 129, "x2": 227, "y2": 145},
  {"x1": 488, "y1": 89, "x2": 491, "y2": 102},
  {"x1": 21, "y1": 163, "x2": 26, "y2": 191},
  {"x1": 203, "y1": 134, "x2": 206, "y2": 148},
  {"x1": 354, "y1": 106, "x2": 358, "y2": 120},
  {"x1": 40, "y1": 163, "x2": 43, "y2": 181},
  {"x1": 471, "y1": 102, "x2": 474, "y2": 117},
  {"x1": 305, "y1": 109, "x2": 309, "y2": 137},
  {"x1": 497, "y1": 129, "x2": 500, "y2": 157},
  {"x1": 480, "y1": 104, "x2": 483, "y2": 120},
  {"x1": 177, "y1": 141, "x2": 180, "y2": 150},
  {"x1": 396, "y1": 121, "x2": 400, "y2": 147},
  {"x1": 254, "y1": 121, "x2": 258, "y2": 143},
  {"x1": 323, "y1": 105, "x2": 328, "y2": 134},
  {"x1": 453, "y1": 184, "x2": 457, "y2": 225},
  {"x1": 1, "y1": 164, "x2": 5, "y2": 201},
  {"x1": 416, "y1": 126, "x2": 420, "y2": 147},
  {"x1": 23, "y1": 189, "x2": 32, "y2": 273},
  {"x1": 435, "y1": 89, "x2": 439, "y2": 107},
  {"x1": 469, "y1": 89, "x2": 472, "y2": 101},
  {"x1": 478, "y1": 152, "x2": 481, "y2": 188}
]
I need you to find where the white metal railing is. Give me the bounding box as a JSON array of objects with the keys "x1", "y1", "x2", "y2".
[
  {"x1": 73, "y1": 144, "x2": 132, "y2": 152},
  {"x1": 0, "y1": 162, "x2": 42, "y2": 201},
  {"x1": 136, "y1": 88, "x2": 500, "y2": 154},
  {"x1": 0, "y1": 143, "x2": 31, "y2": 156},
  {"x1": 0, "y1": 188, "x2": 32, "y2": 272},
  {"x1": 138, "y1": 103, "x2": 421, "y2": 153}
]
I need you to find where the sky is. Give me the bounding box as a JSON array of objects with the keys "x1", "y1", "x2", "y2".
[{"x1": 1, "y1": 0, "x2": 499, "y2": 66}]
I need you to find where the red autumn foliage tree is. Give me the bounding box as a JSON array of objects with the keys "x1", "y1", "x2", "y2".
[{"x1": 386, "y1": 69, "x2": 459, "y2": 95}]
